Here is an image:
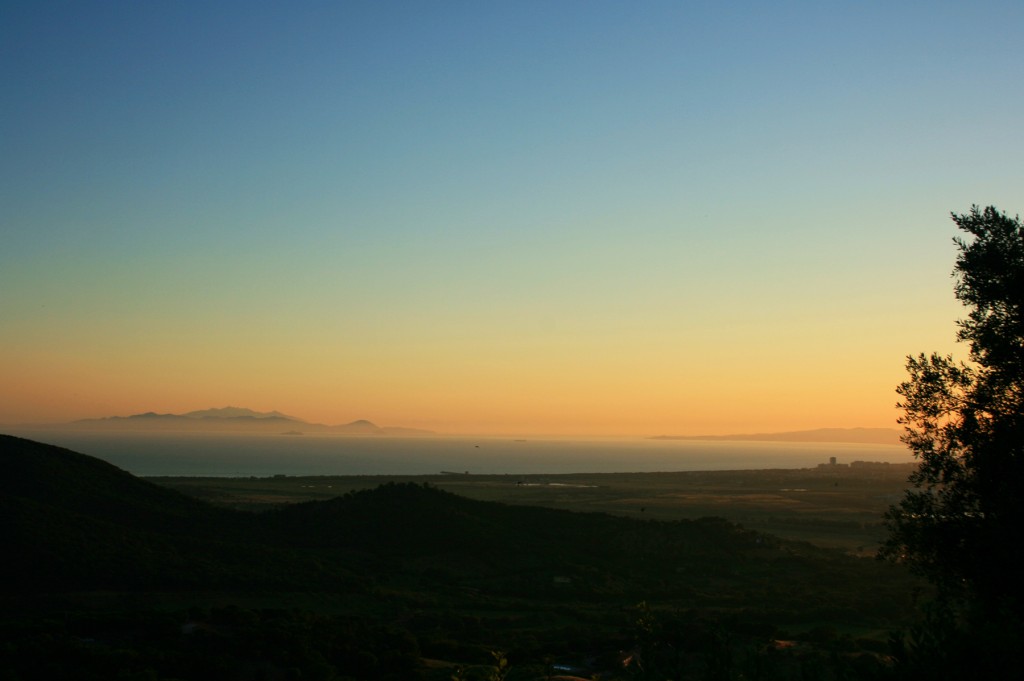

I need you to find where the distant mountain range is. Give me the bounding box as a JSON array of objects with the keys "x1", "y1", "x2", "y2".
[
  {"x1": 60, "y1": 406, "x2": 433, "y2": 435},
  {"x1": 651, "y1": 427, "x2": 902, "y2": 446},
  {"x1": 10, "y1": 408, "x2": 897, "y2": 443}
]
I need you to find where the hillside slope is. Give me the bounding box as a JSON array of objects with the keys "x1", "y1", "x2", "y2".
[
  {"x1": 0, "y1": 434, "x2": 926, "y2": 679},
  {"x1": 0, "y1": 434, "x2": 348, "y2": 591},
  {"x1": 1, "y1": 434, "x2": 915, "y2": 617}
]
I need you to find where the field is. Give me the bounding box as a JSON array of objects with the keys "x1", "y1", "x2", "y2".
[{"x1": 151, "y1": 462, "x2": 916, "y2": 555}]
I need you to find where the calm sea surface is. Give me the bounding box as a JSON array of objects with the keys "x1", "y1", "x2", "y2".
[{"x1": 9, "y1": 430, "x2": 915, "y2": 477}]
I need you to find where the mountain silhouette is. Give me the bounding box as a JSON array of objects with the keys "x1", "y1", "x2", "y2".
[
  {"x1": 183, "y1": 406, "x2": 297, "y2": 420},
  {"x1": 58, "y1": 408, "x2": 433, "y2": 435}
]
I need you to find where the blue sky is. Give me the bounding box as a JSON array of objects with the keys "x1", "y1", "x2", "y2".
[{"x1": 3, "y1": 1, "x2": 1022, "y2": 434}]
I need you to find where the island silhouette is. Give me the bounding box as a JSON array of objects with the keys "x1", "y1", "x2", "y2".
[{"x1": 58, "y1": 406, "x2": 434, "y2": 435}]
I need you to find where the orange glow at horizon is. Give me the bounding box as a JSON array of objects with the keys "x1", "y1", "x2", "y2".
[
  {"x1": 2, "y1": 3, "x2": 1010, "y2": 438},
  {"x1": 1, "y1": 325, "x2": 916, "y2": 436}
]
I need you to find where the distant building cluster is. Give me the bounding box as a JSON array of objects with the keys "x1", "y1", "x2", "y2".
[{"x1": 817, "y1": 457, "x2": 895, "y2": 470}]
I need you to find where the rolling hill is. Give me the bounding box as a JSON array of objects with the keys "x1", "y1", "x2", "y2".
[
  {"x1": 1, "y1": 433, "x2": 914, "y2": 606},
  {"x1": 0, "y1": 433, "x2": 922, "y2": 679}
]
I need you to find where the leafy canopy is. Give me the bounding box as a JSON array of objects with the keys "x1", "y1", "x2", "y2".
[{"x1": 882, "y1": 206, "x2": 1024, "y2": 618}]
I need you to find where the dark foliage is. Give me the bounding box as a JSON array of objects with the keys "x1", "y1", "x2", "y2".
[{"x1": 881, "y1": 206, "x2": 1024, "y2": 673}]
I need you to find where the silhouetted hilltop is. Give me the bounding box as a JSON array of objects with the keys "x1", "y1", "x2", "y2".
[
  {"x1": 0, "y1": 435, "x2": 923, "y2": 679},
  {"x1": 266, "y1": 482, "x2": 774, "y2": 584},
  {"x1": 331, "y1": 418, "x2": 382, "y2": 434},
  {"x1": 1, "y1": 434, "x2": 914, "y2": 623},
  {"x1": 0, "y1": 435, "x2": 344, "y2": 591},
  {"x1": 183, "y1": 406, "x2": 295, "y2": 420},
  {"x1": 652, "y1": 427, "x2": 901, "y2": 445},
  {"x1": 0, "y1": 434, "x2": 219, "y2": 527},
  {"x1": 68, "y1": 408, "x2": 307, "y2": 432}
]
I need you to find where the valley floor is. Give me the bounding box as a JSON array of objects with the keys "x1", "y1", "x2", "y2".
[{"x1": 152, "y1": 463, "x2": 917, "y2": 555}]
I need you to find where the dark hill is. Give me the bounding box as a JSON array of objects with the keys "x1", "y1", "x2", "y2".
[
  {"x1": 1, "y1": 435, "x2": 915, "y2": 619},
  {"x1": 0, "y1": 435, "x2": 349, "y2": 591},
  {"x1": 1, "y1": 434, "x2": 226, "y2": 533},
  {"x1": 0, "y1": 435, "x2": 926, "y2": 680},
  {"x1": 265, "y1": 482, "x2": 911, "y2": 616}
]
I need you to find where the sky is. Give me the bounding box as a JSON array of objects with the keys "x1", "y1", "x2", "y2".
[{"x1": 2, "y1": 1, "x2": 1022, "y2": 436}]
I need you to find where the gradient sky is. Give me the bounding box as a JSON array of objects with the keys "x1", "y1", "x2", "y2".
[{"x1": 2, "y1": 1, "x2": 1022, "y2": 435}]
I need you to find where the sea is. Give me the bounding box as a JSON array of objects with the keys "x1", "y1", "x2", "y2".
[{"x1": 6, "y1": 430, "x2": 916, "y2": 478}]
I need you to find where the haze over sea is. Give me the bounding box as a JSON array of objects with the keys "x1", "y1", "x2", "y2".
[{"x1": 10, "y1": 431, "x2": 913, "y2": 478}]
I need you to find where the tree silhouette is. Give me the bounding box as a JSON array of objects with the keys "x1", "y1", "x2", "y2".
[{"x1": 882, "y1": 206, "x2": 1024, "y2": 626}]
